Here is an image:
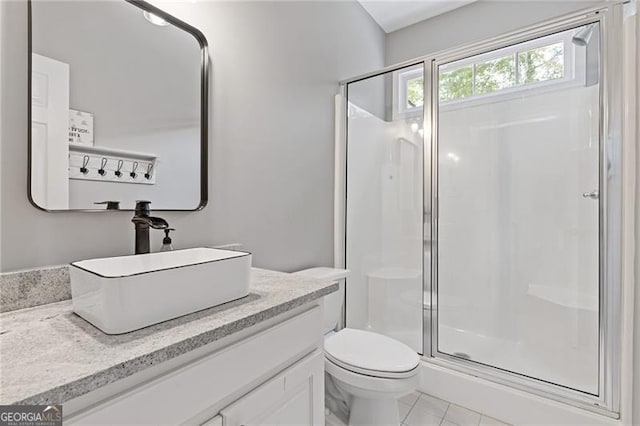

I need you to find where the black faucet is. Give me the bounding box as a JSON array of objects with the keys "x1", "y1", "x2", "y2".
[
  {"x1": 95, "y1": 201, "x2": 120, "y2": 210},
  {"x1": 131, "y1": 201, "x2": 169, "y2": 254}
]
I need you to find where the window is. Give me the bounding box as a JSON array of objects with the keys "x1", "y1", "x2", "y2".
[
  {"x1": 396, "y1": 66, "x2": 424, "y2": 117},
  {"x1": 439, "y1": 37, "x2": 568, "y2": 104},
  {"x1": 394, "y1": 29, "x2": 579, "y2": 117}
]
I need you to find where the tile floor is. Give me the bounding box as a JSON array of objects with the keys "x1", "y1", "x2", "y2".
[{"x1": 326, "y1": 391, "x2": 511, "y2": 426}]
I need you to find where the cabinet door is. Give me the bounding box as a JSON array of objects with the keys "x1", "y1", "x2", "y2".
[{"x1": 221, "y1": 350, "x2": 324, "y2": 426}]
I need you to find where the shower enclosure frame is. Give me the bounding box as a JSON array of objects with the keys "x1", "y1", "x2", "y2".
[
  {"x1": 428, "y1": 6, "x2": 621, "y2": 417},
  {"x1": 337, "y1": 2, "x2": 626, "y2": 417}
]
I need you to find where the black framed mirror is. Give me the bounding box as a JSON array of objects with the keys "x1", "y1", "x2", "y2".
[{"x1": 28, "y1": 0, "x2": 208, "y2": 211}]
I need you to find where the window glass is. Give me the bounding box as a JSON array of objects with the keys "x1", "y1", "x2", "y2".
[
  {"x1": 439, "y1": 66, "x2": 473, "y2": 102},
  {"x1": 475, "y1": 55, "x2": 515, "y2": 95},
  {"x1": 406, "y1": 77, "x2": 424, "y2": 108},
  {"x1": 518, "y1": 42, "x2": 564, "y2": 85},
  {"x1": 436, "y1": 40, "x2": 567, "y2": 104}
]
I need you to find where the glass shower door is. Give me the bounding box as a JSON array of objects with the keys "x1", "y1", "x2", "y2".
[
  {"x1": 345, "y1": 64, "x2": 424, "y2": 353},
  {"x1": 434, "y1": 23, "x2": 601, "y2": 394}
]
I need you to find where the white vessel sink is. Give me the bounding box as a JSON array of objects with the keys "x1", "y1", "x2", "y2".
[{"x1": 70, "y1": 247, "x2": 252, "y2": 334}]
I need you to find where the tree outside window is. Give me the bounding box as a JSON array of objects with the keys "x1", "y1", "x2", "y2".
[
  {"x1": 439, "y1": 66, "x2": 473, "y2": 102},
  {"x1": 406, "y1": 77, "x2": 424, "y2": 108},
  {"x1": 518, "y1": 42, "x2": 564, "y2": 85},
  {"x1": 475, "y1": 55, "x2": 515, "y2": 95}
]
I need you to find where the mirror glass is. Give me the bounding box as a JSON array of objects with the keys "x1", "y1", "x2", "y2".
[{"x1": 29, "y1": 0, "x2": 207, "y2": 211}]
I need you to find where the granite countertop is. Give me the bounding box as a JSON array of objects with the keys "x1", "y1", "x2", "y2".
[{"x1": 0, "y1": 268, "x2": 337, "y2": 405}]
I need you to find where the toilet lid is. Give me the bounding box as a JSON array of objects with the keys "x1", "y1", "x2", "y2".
[{"x1": 324, "y1": 328, "x2": 419, "y2": 377}]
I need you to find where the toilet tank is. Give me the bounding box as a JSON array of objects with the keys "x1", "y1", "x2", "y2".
[{"x1": 293, "y1": 267, "x2": 350, "y2": 334}]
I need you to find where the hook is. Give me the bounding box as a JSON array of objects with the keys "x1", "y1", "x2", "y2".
[
  {"x1": 98, "y1": 157, "x2": 108, "y2": 176},
  {"x1": 144, "y1": 163, "x2": 154, "y2": 180},
  {"x1": 80, "y1": 155, "x2": 90, "y2": 174},
  {"x1": 115, "y1": 160, "x2": 124, "y2": 177},
  {"x1": 130, "y1": 161, "x2": 139, "y2": 179}
]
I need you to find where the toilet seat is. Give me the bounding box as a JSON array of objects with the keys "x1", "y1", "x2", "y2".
[
  {"x1": 324, "y1": 328, "x2": 420, "y2": 379},
  {"x1": 325, "y1": 357, "x2": 419, "y2": 395}
]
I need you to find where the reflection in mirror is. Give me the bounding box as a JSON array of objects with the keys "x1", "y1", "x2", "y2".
[{"x1": 29, "y1": 0, "x2": 207, "y2": 211}]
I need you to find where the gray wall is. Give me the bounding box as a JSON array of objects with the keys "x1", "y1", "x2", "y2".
[
  {"x1": 0, "y1": 0, "x2": 385, "y2": 272},
  {"x1": 385, "y1": 0, "x2": 601, "y2": 65}
]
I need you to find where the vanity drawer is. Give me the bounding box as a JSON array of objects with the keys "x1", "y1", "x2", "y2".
[{"x1": 67, "y1": 306, "x2": 323, "y2": 425}]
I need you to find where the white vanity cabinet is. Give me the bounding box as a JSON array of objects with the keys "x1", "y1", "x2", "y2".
[
  {"x1": 220, "y1": 351, "x2": 324, "y2": 426},
  {"x1": 65, "y1": 305, "x2": 325, "y2": 425}
]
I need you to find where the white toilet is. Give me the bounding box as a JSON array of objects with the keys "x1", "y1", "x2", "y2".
[{"x1": 294, "y1": 267, "x2": 420, "y2": 426}]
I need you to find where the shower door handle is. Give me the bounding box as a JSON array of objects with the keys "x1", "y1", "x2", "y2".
[{"x1": 582, "y1": 190, "x2": 599, "y2": 200}]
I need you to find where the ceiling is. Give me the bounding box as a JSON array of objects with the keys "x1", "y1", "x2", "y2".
[{"x1": 357, "y1": 0, "x2": 479, "y2": 33}]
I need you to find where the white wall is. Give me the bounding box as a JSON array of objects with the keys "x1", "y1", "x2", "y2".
[
  {"x1": 385, "y1": 1, "x2": 601, "y2": 65},
  {"x1": 0, "y1": 0, "x2": 385, "y2": 272}
]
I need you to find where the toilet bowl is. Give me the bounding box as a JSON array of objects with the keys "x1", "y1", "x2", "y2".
[{"x1": 294, "y1": 268, "x2": 420, "y2": 426}]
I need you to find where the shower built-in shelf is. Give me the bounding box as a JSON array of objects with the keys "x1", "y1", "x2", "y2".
[{"x1": 68, "y1": 143, "x2": 157, "y2": 185}]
